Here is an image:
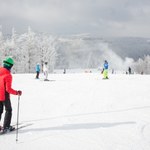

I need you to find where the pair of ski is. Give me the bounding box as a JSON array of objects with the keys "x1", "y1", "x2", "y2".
[{"x1": 0, "y1": 123, "x2": 33, "y2": 135}]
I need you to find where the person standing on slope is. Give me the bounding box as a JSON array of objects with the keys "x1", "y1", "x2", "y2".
[
  {"x1": 128, "y1": 67, "x2": 132, "y2": 75},
  {"x1": 43, "y1": 62, "x2": 49, "y2": 81},
  {"x1": 103, "y1": 60, "x2": 109, "y2": 79},
  {"x1": 0, "y1": 57, "x2": 22, "y2": 133},
  {"x1": 35, "y1": 63, "x2": 40, "y2": 79}
]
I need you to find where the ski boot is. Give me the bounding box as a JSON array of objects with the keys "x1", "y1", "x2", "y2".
[{"x1": 2, "y1": 126, "x2": 15, "y2": 133}]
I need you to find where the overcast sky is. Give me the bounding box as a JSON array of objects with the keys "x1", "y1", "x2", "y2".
[{"x1": 1, "y1": 0, "x2": 150, "y2": 37}]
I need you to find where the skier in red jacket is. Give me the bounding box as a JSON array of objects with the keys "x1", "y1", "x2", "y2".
[{"x1": 0, "y1": 57, "x2": 22, "y2": 133}]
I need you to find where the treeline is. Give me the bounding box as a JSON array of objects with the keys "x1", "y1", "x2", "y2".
[
  {"x1": 0, "y1": 27, "x2": 150, "y2": 74},
  {"x1": 0, "y1": 27, "x2": 57, "y2": 73}
]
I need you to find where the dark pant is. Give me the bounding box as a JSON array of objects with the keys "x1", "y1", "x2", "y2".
[
  {"x1": 36, "y1": 71, "x2": 40, "y2": 78},
  {"x1": 0, "y1": 99, "x2": 12, "y2": 129}
]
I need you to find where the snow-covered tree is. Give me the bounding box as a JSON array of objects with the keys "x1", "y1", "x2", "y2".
[
  {"x1": 0, "y1": 26, "x2": 5, "y2": 65},
  {"x1": 37, "y1": 34, "x2": 57, "y2": 73},
  {"x1": 0, "y1": 27, "x2": 57, "y2": 73},
  {"x1": 134, "y1": 55, "x2": 150, "y2": 74}
]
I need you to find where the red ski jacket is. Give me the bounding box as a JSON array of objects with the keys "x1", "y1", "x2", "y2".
[{"x1": 0, "y1": 67, "x2": 18, "y2": 101}]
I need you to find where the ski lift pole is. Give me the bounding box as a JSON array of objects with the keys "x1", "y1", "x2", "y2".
[{"x1": 16, "y1": 95, "x2": 20, "y2": 142}]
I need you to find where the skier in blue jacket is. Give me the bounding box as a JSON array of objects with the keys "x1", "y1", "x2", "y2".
[
  {"x1": 103, "y1": 60, "x2": 109, "y2": 79},
  {"x1": 35, "y1": 63, "x2": 40, "y2": 79}
]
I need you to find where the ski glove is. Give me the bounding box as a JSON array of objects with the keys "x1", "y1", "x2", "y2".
[{"x1": 17, "y1": 90, "x2": 22, "y2": 96}]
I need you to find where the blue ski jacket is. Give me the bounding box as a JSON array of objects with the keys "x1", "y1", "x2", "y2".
[
  {"x1": 104, "y1": 62, "x2": 108, "y2": 69},
  {"x1": 36, "y1": 64, "x2": 40, "y2": 72}
]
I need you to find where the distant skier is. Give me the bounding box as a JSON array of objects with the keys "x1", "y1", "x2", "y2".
[
  {"x1": 43, "y1": 62, "x2": 49, "y2": 81},
  {"x1": 103, "y1": 60, "x2": 109, "y2": 79},
  {"x1": 128, "y1": 67, "x2": 131, "y2": 75},
  {"x1": 35, "y1": 63, "x2": 40, "y2": 79},
  {"x1": 63, "y1": 68, "x2": 66, "y2": 74},
  {"x1": 0, "y1": 57, "x2": 22, "y2": 133}
]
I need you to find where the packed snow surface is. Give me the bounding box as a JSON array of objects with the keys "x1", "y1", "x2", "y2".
[{"x1": 0, "y1": 72, "x2": 150, "y2": 150}]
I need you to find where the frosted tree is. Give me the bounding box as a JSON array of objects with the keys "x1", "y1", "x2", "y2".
[
  {"x1": 143, "y1": 55, "x2": 150, "y2": 74},
  {"x1": 0, "y1": 27, "x2": 58, "y2": 73},
  {"x1": 14, "y1": 33, "x2": 29, "y2": 73},
  {"x1": 24, "y1": 27, "x2": 37, "y2": 73},
  {"x1": 0, "y1": 26, "x2": 5, "y2": 65},
  {"x1": 9, "y1": 28, "x2": 19, "y2": 73},
  {"x1": 2, "y1": 28, "x2": 26, "y2": 73},
  {"x1": 38, "y1": 34, "x2": 57, "y2": 73},
  {"x1": 134, "y1": 55, "x2": 150, "y2": 74},
  {"x1": 2, "y1": 28, "x2": 18, "y2": 73}
]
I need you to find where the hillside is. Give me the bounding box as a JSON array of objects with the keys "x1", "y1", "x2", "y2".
[
  {"x1": 55, "y1": 36, "x2": 150, "y2": 69},
  {"x1": 107, "y1": 37, "x2": 150, "y2": 60}
]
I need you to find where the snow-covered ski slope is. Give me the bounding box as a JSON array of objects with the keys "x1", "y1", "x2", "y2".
[{"x1": 1, "y1": 72, "x2": 150, "y2": 150}]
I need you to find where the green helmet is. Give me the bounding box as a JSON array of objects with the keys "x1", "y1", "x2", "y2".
[{"x1": 3, "y1": 57, "x2": 14, "y2": 67}]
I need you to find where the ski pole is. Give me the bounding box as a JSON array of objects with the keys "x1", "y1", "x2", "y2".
[{"x1": 16, "y1": 95, "x2": 20, "y2": 142}]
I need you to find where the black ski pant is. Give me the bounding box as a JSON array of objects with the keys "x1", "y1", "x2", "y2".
[
  {"x1": 36, "y1": 71, "x2": 40, "y2": 79},
  {"x1": 0, "y1": 98, "x2": 12, "y2": 129}
]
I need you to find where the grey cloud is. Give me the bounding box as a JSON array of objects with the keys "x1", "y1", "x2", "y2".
[{"x1": 1, "y1": 0, "x2": 150, "y2": 37}]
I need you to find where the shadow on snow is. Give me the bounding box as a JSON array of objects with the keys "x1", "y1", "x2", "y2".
[
  {"x1": 22, "y1": 105, "x2": 150, "y2": 123},
  {"x1": 20, "y1": 121, "x2": 136, "y2": 132}
]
